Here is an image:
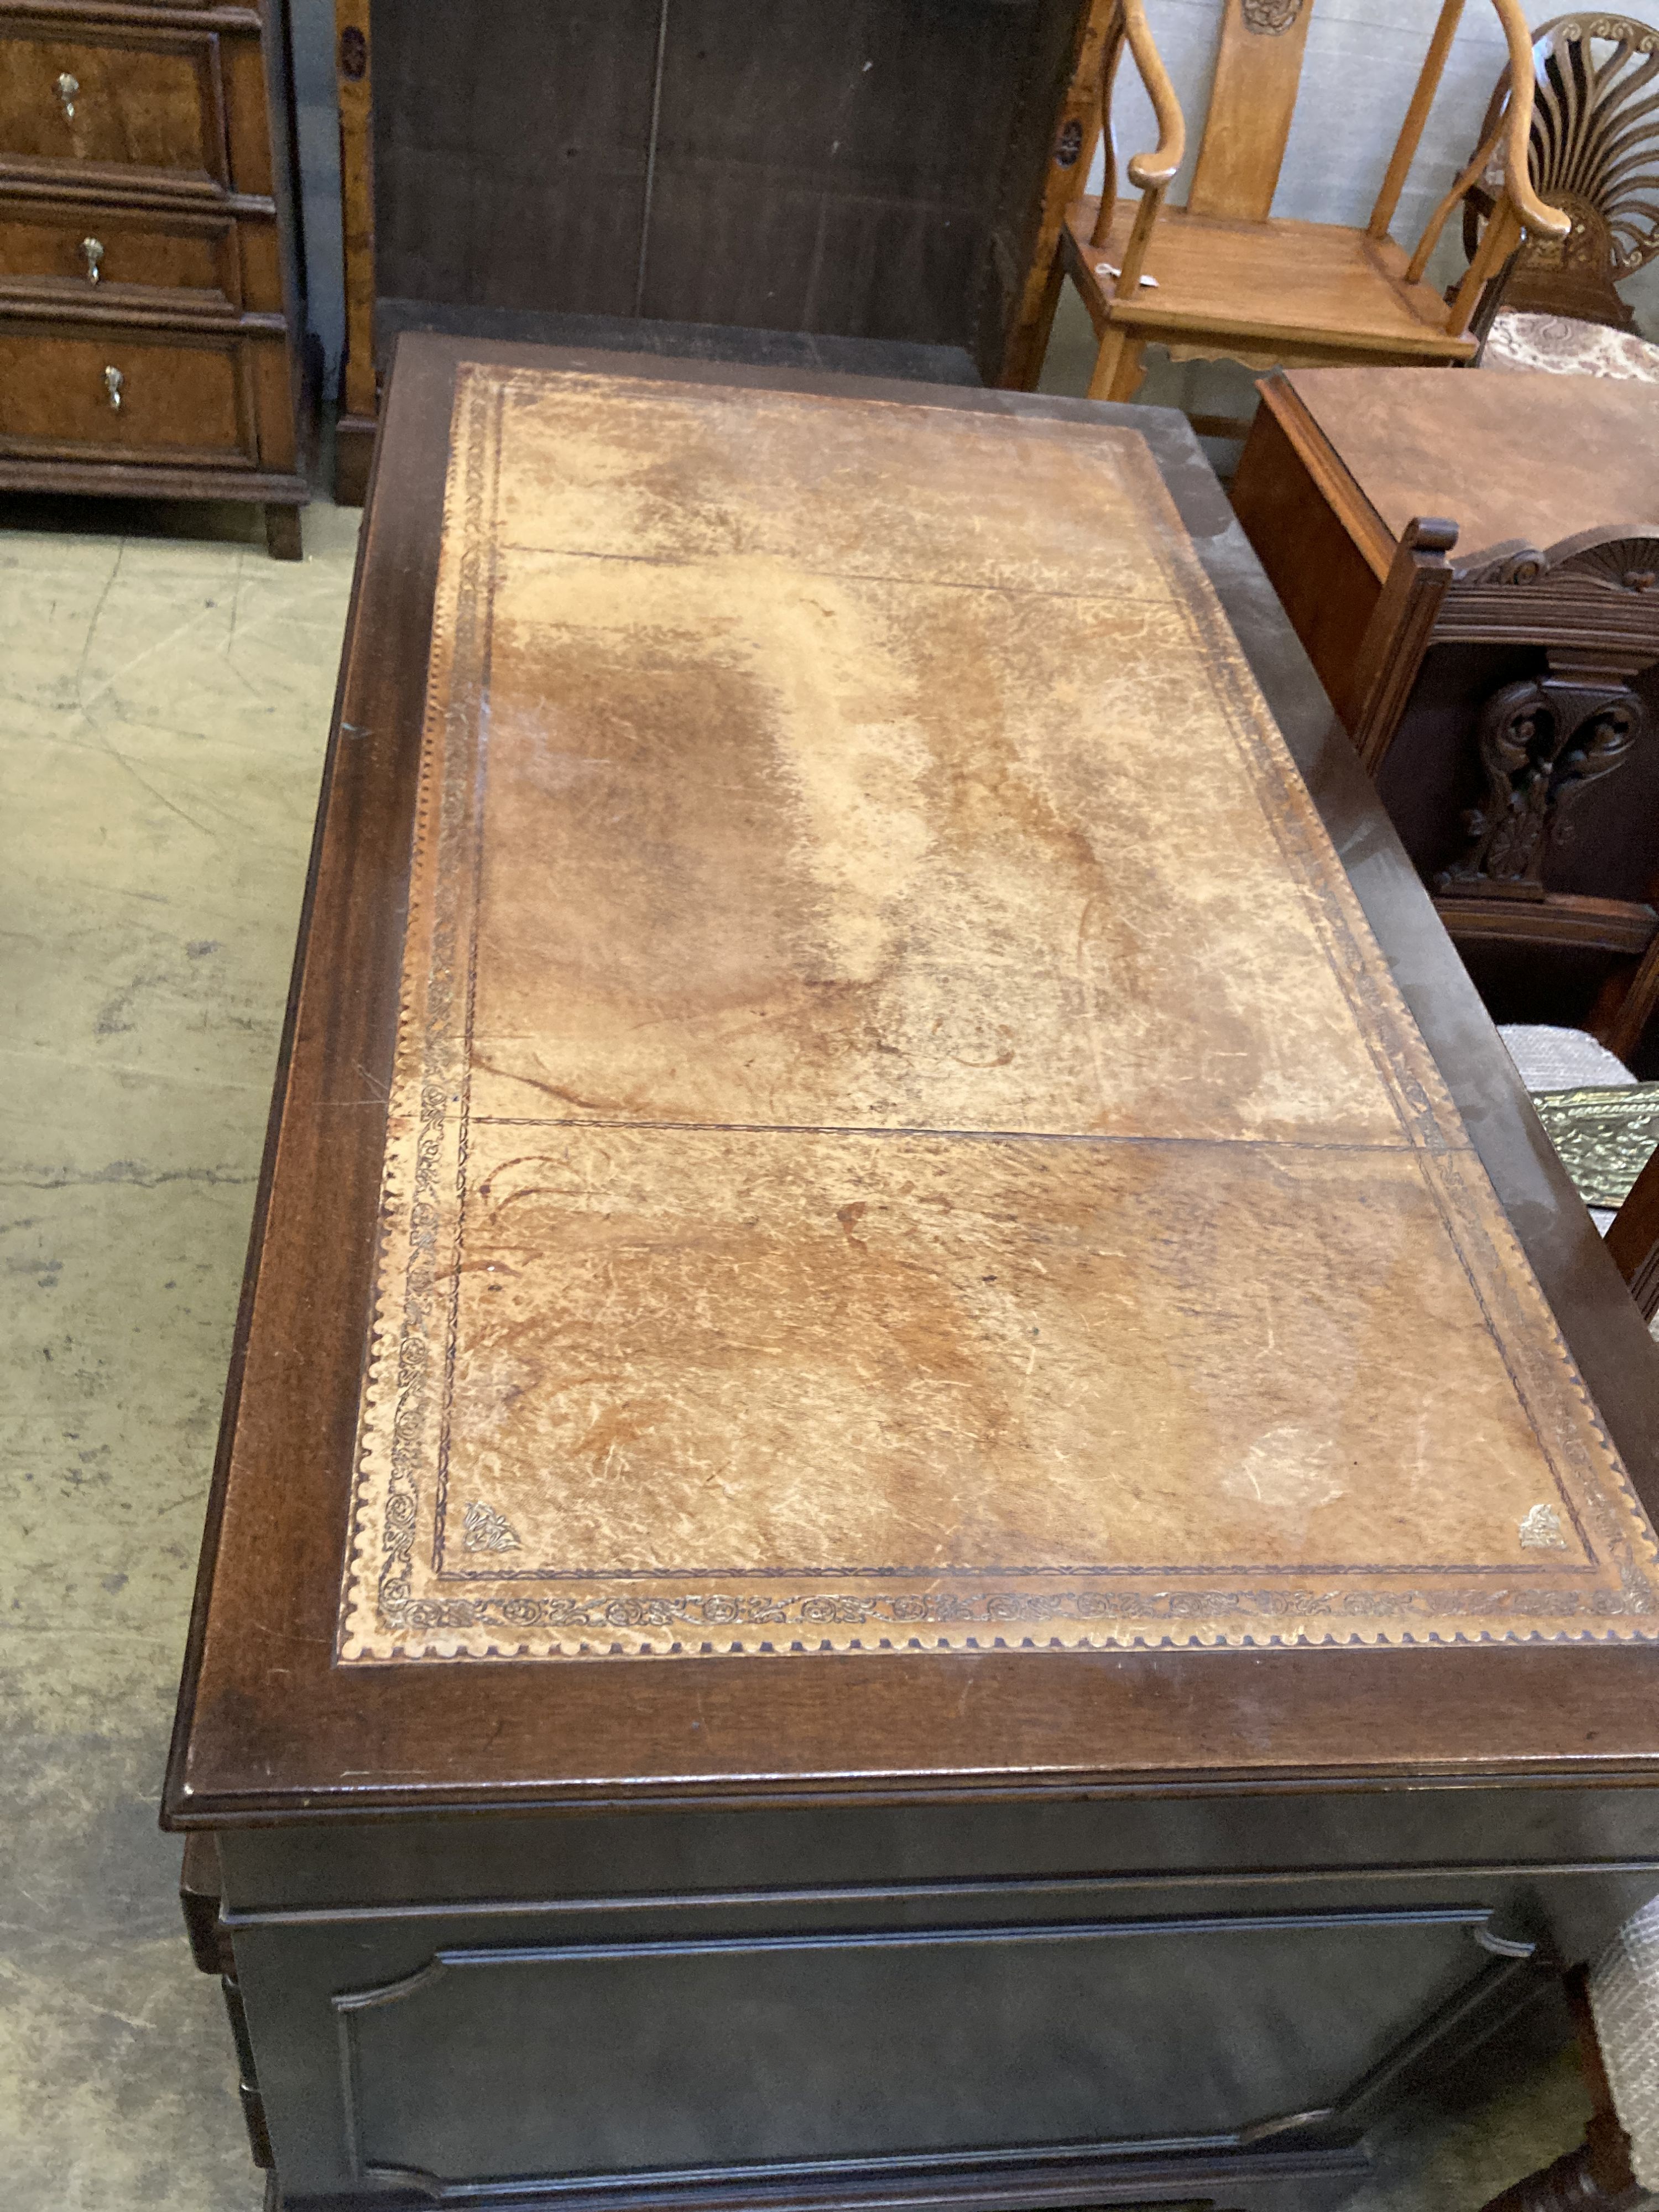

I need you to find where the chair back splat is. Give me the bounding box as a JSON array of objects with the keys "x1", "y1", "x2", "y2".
[{"x1": 1187, "y1": 0, "x2": 1316, "y2": 224}]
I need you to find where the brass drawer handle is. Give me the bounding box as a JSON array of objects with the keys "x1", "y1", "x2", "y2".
[
  {"x1": 56, "y1": 72, "x2": 79, "y2": 120},
  {"x1": 82, "y1": 237, "x2": 103, "y2": 284},
  {"x1": 103, "y1": 365, "x2": 123, "y2": 411}
]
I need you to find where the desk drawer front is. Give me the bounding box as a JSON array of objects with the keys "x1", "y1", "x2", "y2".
[
  {"x1": 0, "y1": 199, "x2": 238, "y2": 310},
  {"x1": 0, "y1": 27, "x2": 226, "y2": 187},
  {"x1": 0, "y1": 327, "x2": 254, "y2": 463}
]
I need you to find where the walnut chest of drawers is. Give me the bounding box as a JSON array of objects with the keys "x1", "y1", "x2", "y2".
[{"x1": 0, "y1": 0, "x2": 310, "y2": 557}]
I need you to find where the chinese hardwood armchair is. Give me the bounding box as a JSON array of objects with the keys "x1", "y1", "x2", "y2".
[{"x1": 1009, "y1": 0, "x2": 1572, "y2": 413}]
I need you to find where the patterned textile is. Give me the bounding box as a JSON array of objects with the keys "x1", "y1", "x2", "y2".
[
  {"x1": 1500, "y1": 1023, "x2": 1636, "y2": 1092},
  {"x1": 1591, "y1": 1897, "x2": 1659, "y2": 2190},
  {"x1": 1501, "y1": 1027, "x2": 1639, "y2": 1237},
  {"x1": 1528, "y1": 1087, "x2": 1659, "y2": 1212},
  {"x1": 1481, "y1": 309, "x2": 1659, "y2": 383}
]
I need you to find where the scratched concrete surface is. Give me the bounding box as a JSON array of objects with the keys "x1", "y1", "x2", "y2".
[
  {"x1": 0, "y1": 483, "x2": 357, "y2": 2209},
  {"x1": 0, "y1": 446, "x2": 1589, "y2": 2210}
]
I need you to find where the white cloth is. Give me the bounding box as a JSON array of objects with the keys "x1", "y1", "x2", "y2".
[
  {"x1": 1481, "y1": 309, "x2": 1659, "y2": 383},
  {"x1": 1592, "y1": 1896, "x2": 1659, "y2": 2190},
  {"x1": 1500, "y1": 1024, "x2": 1636, "y2": 1092}
]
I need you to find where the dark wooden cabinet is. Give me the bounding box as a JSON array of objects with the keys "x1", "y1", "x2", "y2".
[
  {"x1": 0, "y1": 0, "x2": 311, "y2": 556},
  {"x1": 328, "y1": 0, "x2": 1105, "y2": 501}
]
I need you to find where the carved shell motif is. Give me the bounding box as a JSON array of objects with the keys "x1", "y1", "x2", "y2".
[
  {"x1": 1527, "y1": 16, "x2": 1659, "y2": 273},
  {"x1": 1458, "y1": 531, "x2": 1659, "y2": 588},
  {"x1": 1241, "y1": 0, "x2": 1307, "y2": 29},
  {"x1": 1554, "y1": 533, "x2": 1659, "y2": 592}
]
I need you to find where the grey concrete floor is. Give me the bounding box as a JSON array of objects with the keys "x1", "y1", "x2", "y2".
[
  {"x1": 0, "y1": 424, "x2": 1591, "y2": 2209},
  {"x1": 2, "y1": 482, "x2": 357, "y2": 2208}
]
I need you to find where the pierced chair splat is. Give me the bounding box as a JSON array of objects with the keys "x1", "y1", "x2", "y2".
[{"x1": 1462, "y1": 14, "x2": 1659, "y2": 381}]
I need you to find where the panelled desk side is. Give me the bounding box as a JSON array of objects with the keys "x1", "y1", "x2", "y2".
[{"x1": 164, "y1": 338, "x2": 1659, "y2": 2212}]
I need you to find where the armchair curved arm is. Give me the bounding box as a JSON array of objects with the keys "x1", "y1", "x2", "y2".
[
  {"x1": 1486, "y1": 0, "x2": 1569, "y2": 239},
  {"x1": 1091, "y1": 0, "x2": 1186, "y2": 254},
  {"x1": 1119, "y1": 0, "x2": 1186, "y2": 191},
  {"x1": 1381, "y1": 0, "x2": 1569, "y2": 293}
]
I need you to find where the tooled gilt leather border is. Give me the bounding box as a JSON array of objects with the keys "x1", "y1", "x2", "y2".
[{"x1": 335, "y1": 365, "x2": 1659, "y2": 1662}]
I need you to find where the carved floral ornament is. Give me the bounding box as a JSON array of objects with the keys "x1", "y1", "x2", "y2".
[
  {"x1": 1241, "y1": 0, "x2": 1307, "y2": 32},
  {"x1": 1433, "y1": 533, "x2": 1659, "y2": 903},
  {"x1": 1436, "y1": 677, "x2": 1641, "y2": 899},
  {"x1": 1567, "y1": 19, "x2": 1658, "y2": 46}
]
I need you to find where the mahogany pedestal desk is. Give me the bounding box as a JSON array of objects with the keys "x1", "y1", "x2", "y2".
[{"x1": 166, "y1": 336, "x2": 1659, "y2": 2212}]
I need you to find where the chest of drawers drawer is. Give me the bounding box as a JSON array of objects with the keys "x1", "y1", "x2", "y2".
[
  {"x1": 0, "y1": 322, "x2": 261, "y2": 464},
  {"x1": 0, "y1": 20, "x2": 228, "y2": 191},
  {"x1": 0, "y1": 195, "x2": 250, "y2": 311}
]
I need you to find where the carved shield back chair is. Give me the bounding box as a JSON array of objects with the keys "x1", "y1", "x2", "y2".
[
  {"x1": 1019, "y1": 0, "x2": 1571, "y2": 414},
  {"x1": 1231, "y1": 363, "x2": 1659, "y2": 1066},
  {"x1": 1460, "y1": 14, "x2": 1659, "y2": 381},
  {"x1": 1465, "y1": 14, "x2": 1659, "y2": 331}
]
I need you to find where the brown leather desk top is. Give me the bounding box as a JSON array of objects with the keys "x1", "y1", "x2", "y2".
[
  {"x1": 335, "y1": 363, "x2": 1654, "y2": 1666},
  {"x1": 1281, "y1": 367, "x2": 1659, "y2": 566},
  {"x1": 166, "y1": 340, "x2": 1659, "y2": 1823}
]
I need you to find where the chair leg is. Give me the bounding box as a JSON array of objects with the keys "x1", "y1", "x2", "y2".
[
  {"x1": 1087, "y1": 330, "x2": 1147, "y2": 404},
  {"x1": 1477, "y1": 1969, "x2": 1650, "y2": 2212},
  {"x1": 1475, "y1": 2117, "x2": 1645, "y2": 2211}
]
